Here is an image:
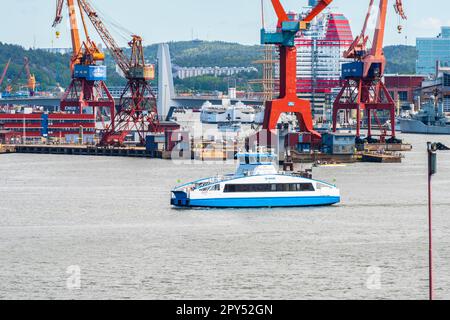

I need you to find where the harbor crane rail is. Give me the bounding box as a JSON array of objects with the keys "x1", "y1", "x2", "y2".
[
  {"x1": 332, "y1": 0, "x2": 407, "y2": 143},
  {"x1": 75, "y1": 0, "x2": 160, "y2": 146}
]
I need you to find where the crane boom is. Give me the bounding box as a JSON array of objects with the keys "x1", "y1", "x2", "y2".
[
  {"x1": 302, "y1": 0, "x2": 333, "y2": 24},
  {"x1": 53, "y1": 0, "x2": 83, "y2": 70},
  {"x1": 395, "y1": 0, "x2": 407, "y2": 19},
  {"x1": 0, "y1": 58, "x2": 11, "y2": 88},
  {"x1": 270, "y1": 0, "x2": 332, "y2": 29},
  {"x1": 371, "y1": 0, "x2": 389, "y2": 59},
  {"x1": 76, "y1": 0, "x2": 131, "y2": 75}
]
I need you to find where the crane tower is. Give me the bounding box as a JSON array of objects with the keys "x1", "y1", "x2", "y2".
[
  {"x1": 53, "y1": 0, "x2": 115, "y2": 122},
  {"x1": 260, "y1": 0, "x2": 333, "y2": 141},
  {"x1": 332, "y1": 0, "x2": 407, "y2": 143}
]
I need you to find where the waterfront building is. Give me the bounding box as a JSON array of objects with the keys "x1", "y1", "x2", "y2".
[
  {"x1": 384, "y1": 75, "x2": 425, "y2": 110},
  {"x1": 292, "y1": 4, "x2": 354, "y2": 120},
  {"x1": 416, "y1": 27, "x2": 450, "y2": 75},
  {"x1": 175, "y1": 66, "x2": 258, "y2": 80},
  {"x1": 416, "y1": 64, "x2": 450, "y2": 114},
  {"x1": 0, "y1": 111, "x2": 96, "y2": 144}
]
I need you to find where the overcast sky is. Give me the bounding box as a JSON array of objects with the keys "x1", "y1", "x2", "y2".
[{"x1": 1, "y1": 0, "x2": 449, "y2": 49}]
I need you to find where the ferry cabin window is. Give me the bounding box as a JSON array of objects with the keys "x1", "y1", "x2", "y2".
[
  {"x1": 201, "y1": 184, "x2": 221, "y2": 191},
  {"x1": 224, "y1": 183, "x2": 315, "y2": 193}
]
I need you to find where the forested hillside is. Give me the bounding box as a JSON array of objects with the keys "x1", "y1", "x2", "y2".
[
  {"x1": 384, "y1": 45, "x2": 417, "y2": 74},
  {"x1": 0, "y1": 41, "x2": 418, "y2": 92}
]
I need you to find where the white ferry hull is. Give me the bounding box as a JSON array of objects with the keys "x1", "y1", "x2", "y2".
[{"x1": 171, "y1": 193, "x2": 340, "y2": 208}]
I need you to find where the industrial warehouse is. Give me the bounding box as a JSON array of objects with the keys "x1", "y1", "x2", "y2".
[{"x1": 1, "y1": 0, "x2": 450, "y2": 305}]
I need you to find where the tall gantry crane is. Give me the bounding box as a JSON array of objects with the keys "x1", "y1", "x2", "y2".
[
  {"x1": 260, "y1": 0, "x2": 333, "y2": 141},
  {"x1": 332, "y1": 0, "x2": 407, "y2": 143},
  {"x1": 74, "y1": 0, "x2": 159, "y2": 146},
  {"x1": 53, "y1": 0, "x2": 115, "y2": 121}
]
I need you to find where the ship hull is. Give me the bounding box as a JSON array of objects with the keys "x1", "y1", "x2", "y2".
[{"x1": 399, "y1": 119, "x2": 450, "y2": 135}]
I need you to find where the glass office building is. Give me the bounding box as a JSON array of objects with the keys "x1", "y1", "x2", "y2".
[{"x1": 416, "y1": 27, "x2": 450, "y2": 75}]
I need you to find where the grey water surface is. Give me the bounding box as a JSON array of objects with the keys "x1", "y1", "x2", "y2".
[{"x1": 1, "y1": 134, "x2": 450, "y2": 300}]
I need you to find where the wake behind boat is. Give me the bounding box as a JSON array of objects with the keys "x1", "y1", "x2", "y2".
[{"x1": 171, "y1": 152, "x2": 340, "y2": 208}]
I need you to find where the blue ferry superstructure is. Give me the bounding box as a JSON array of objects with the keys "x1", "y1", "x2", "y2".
[{"x1": 171, "y1": 153, "x2": 340, "y2": 208}]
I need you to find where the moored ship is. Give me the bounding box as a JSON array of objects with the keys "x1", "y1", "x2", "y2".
[{"x1": 399, "y1": 100, "x2": 450, "y2": 135}]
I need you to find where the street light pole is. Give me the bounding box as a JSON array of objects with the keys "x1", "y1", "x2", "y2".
[
  {"x1": 427, "y1": 142, "x2": 435, "y2": 300},
  {"x1": 426, "y1": 141, "x2": 449, "y2": 301}
]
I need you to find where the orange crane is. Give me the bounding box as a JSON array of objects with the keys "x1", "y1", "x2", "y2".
[
  {"x1": 332, "y1": 0, "x2": 407, "y2": 143},
  {"x1": 75, "y1": 0, "x2": 159, "y2": 146},
  {"x1": 24, "y1": 57, "x2": 36, "y2": 96},
  {"x1": 0, "y1": 59, "x2": 11, "y2": 91},
  {"x1": 53, "y1": 0, "x2": 115, "y2": 120},
  {"x1": 4, "y1": 57, "x2": 36, "y2": 96},
  {"x1": 260, "y1": 0, "x2": 333, "y2": 141}
]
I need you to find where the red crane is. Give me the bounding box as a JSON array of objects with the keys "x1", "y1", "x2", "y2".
[
  {"x1": 332, "y1": 0, "x2": 407, "y2": 143},
  {"x1": 53, "y1": 0, "x2": 115, "y2": 121},
  {"x1": 74, "y1": 0, "x2": 160, "y2": 146},
  {"x1": 260, "y1": 0, "x2": 333, "y2": 141},
  {"x1": 0, "y1": 59, "x2": 11, "y2": 90}
]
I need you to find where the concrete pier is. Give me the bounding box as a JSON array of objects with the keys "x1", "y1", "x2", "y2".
[
  {"x1": 11, "y1": 144, "x2": 163, "y2": 158},
  {"x1": 0, "y1": 144, "x2": 16, "y2": 154}
]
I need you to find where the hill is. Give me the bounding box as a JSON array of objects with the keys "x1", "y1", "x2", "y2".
[
  {"x1": 143, "y1": 40, "x2": 263, "y2": 68},
  {"x1": 0, "y1": 42, "x2": 72, "y2": 91},
  {"x1": 0, "y1": 41, "x2": 418, "y2": 92},
  {"x1": 384, "y1": 45, "x2": 417, "y2": 74}
]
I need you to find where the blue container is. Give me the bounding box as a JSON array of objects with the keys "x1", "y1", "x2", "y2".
[
  {"x1": 146, "y1": 135, "x2": 156, "y2": 144},
  {"x1": 41, "y1": 113, "x2": 49, "y2": 137},
  {"x1": 297, "y1": 143, "x2": 311, "y2": 153},
  {"x1": 146, "y1": 143, "x2": 158, "y2": 151},
  {"x1": 146, "y1": 136, "x2": 158, "y2": 151},
  {"x1": 342, "y1": 62, "x2": 363, "y2": 79},
  {"x1": 74, "y1": 65, "x2": 107, "y2": 81}
]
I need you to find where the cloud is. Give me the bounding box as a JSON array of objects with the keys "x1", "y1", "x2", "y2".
[{"x1": 419, "y1": 17, "x2": 450, "y2": 31}]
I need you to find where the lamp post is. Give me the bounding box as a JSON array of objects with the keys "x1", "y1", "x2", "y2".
[{"x1": 427, "y1": 142, "x2": 450, "y2": 300}]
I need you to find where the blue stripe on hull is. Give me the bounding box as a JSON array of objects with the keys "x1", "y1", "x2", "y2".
[{"x1": 177, "y1": 196, "x2": 340, "y2": 208}]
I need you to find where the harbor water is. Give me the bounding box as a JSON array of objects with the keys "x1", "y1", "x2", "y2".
[{"x1": 1, "y1": 134, "x2": 450, "y2": 299}]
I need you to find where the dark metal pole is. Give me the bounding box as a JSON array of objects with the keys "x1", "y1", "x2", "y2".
[
  {"x1": 427, "y1": 143, "x2": 433, "y2": 301},
  {"x1": 426, "y1": 141, "x2": 449, "y2": 300}
]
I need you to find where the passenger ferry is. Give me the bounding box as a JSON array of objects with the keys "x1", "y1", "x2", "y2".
[{"x1": 171, "y1": 152, "x2": 340, "y2": 208}]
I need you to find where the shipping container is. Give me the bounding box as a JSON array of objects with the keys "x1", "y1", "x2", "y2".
[
  {"x1": 74, "y1": 65, "x2": 107, "y2": 81},
  {"x1": 341, "y1": 62, "x2": 363, "y2": 79}
]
